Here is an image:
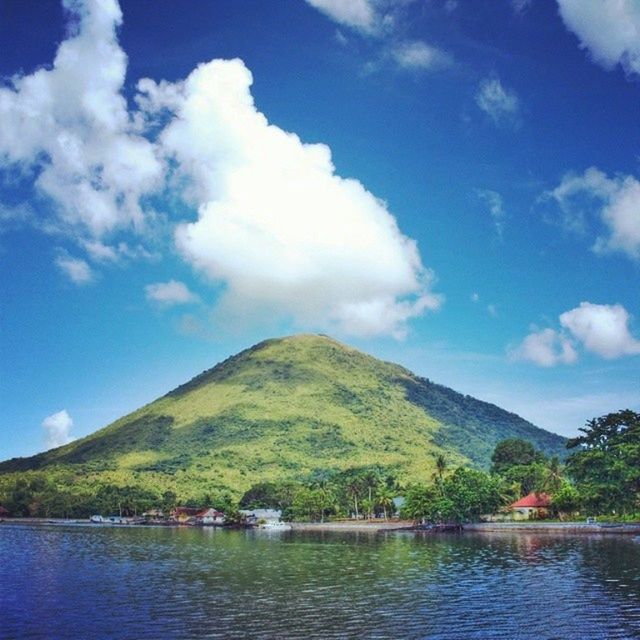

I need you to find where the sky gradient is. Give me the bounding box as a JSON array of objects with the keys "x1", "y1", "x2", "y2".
[{"x1": 1, "y1": 0, "x2": 639, "y2": 459}]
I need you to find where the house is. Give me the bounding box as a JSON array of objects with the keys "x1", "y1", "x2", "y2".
[
  {"x1": 197, "y1": 508, "x2": 225, "y2": 526},
  {"x1": 142, "y1": 508, "x2": 165, "y2": 520},
  {"x1": 171, "y1": 507, "x2": 200, "y2": 523},
  {"x1": 510, "y1": 492, "x2": 552, "y2": 520},
  {"x1": 0, "y1": 505, "x2": 9, "y2": 518},
  {"x1": 239, "y1": 508, "x2": 282, "y2": 525}
]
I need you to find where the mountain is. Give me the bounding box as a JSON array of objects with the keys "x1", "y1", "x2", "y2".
[{"x1": 0, "y1": 334, "x2": 566, "y2": 497}]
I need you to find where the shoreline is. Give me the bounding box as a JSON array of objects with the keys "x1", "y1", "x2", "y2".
[{"x1": 2, "y1": 518, "x2": 640, "y2": 535}]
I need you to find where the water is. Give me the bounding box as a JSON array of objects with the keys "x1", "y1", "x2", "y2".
[{"x1": 2, "y1": 525, "x2": 640, "y2": 639}]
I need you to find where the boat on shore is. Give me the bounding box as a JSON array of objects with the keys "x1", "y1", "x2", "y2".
[{"x1": 258, "y1": 521, "x2": 292, "y2": 530}]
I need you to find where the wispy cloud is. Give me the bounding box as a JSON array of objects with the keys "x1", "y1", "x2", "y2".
[
  {"x1": 475, "y1": 76, "x2": 521, "y2": 128},
  {"x1": 55, "y1": 253, "x2": 93, "y2": 285},
  {"x1": 545, "y1": 166, "x2": 640, "y2": 261},
  {"x1": 389, "y1": 40, "x2": 453, "y2": 71},
  {"x1": 145, "y1": 280, "x2": 200, "y2": 307},
  {"x1": 476, "y1": 189, "x2": 506, "y2": 237},
  {"x1": 304, "y1": 0, "x2": 453, "y2": 74}
]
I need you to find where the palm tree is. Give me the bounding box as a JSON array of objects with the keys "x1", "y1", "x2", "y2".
[
  {"x1": 376, "y1": 486, "x2": 394, "y2": 521},
  {"x1": 433, "y1": 454, "x2": 448, "y2": 497},
  {"x1": 542, "y1": 456, "x2": 563, "y2": 494},
  {"x1": 346, "y1": 478, "x2": 362, "y2": 519}
]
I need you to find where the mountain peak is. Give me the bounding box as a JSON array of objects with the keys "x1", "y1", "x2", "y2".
[{"x1": 0, "y1": 336, "x2": 566, "y2": 496}]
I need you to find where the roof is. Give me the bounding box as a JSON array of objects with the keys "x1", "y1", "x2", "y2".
[
  {"x1": 197, "y1": 508, "x2": 224, "y2": 517},
  {"x1": 0, "y1": 506, "x2": 9, "y2": 516},
  {"x1": 172, "y1": 507, "x2": 200, "y2": 516},
  {"x1": 510, "y1": 492, "x2": 552, "y2": 509}
]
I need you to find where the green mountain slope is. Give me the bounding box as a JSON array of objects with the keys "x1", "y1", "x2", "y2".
[{"x1": 0, "y1": 334, "x2": 566, "y2": 497}]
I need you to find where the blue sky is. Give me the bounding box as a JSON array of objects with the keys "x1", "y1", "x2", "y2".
[{"x1": 1, "y1": 0, "x2": 639, "y2": 459}]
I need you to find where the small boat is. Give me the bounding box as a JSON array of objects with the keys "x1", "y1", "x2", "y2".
[{"x1": 259, "y1": 521, "x2": 292, "y2": 530}]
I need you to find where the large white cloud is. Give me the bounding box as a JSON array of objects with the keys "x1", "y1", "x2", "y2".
[
  {"x1": 137, "y1": 59, "x2": 441, "y2": 338},
  {"x1": 42, "y1": 409, "x2": 75, "y2": 449},
  {"x1": 512, "y1": 301, "x2": 640, "y2": 365},
  {"x1": 557, "y1": 0, "x2": 640, "y2": 76},
  {"x1": 560, "y1": 302, "x2": 640, "y2": 359},
  {"x1": 0, "y1": 0, "x2": 162, "y2": 240},
  {"x1": 547, "y1": 167, "x2": 640, "y2": 261},
  {"x1": 0, "y1": 0, "x2": 441, "y2": 339}
]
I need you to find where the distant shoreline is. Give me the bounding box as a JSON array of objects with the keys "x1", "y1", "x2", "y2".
[{"x1": 2, "y1": 518, "x2": 640, "y2": 535}]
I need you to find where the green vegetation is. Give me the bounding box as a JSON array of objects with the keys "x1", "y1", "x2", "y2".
[
  {"x1": 0, "y1": 334, "x2": 567, "y2": 517},
  {"x1": 565, "y1": 409, "x2": 640, "y2": 516}
]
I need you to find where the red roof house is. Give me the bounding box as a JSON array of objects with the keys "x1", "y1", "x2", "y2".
[
  {"x1": 0, "y1": 505, "x2": 9, "y2": 517},
  {"x1": 510, "y1": 492, "x2": 552, "y2": 520}
]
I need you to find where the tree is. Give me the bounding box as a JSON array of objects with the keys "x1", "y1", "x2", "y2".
[
  {"x1": 566, "y1": 410, "x2": 640, "y2": 515},
  {"x1": 345, "y1": 476, "x2": 363, "y2": 519},
  {"x1": 542, "y1": 456, "x2": 564, "y2": 494},
  {"x1": 491, "y1": 438, "x2": 545, "y2": 475},
  {"x1": 376, "y1": 485, "x2": 394, "y2": 521},
  {"x1": 551, "y1": 481, "x2": 581, "y2": 520},
  {"x1": 401, "y1": 468, "x2": 501, "y2": 524},
  {"x1": 503, "y1": 462, "x2": 547, "y2": 496}
]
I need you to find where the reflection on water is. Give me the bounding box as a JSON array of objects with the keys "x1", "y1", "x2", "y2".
[{"x1": 2, "y1": 525, "x2": 640, "y2": 639}]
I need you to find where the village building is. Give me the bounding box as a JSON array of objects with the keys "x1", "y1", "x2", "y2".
[
  {"x1": 239, "y1": 508, "x2": 282, "y2": 525},
  {"x1": 510, "y1": 492, "x2": 552, "y2": 520},
  {"x1": 0, "y1": 505, "x2": 9, "y2": 518},
  {"x1": 197, "y1": 508, "x2": 225, "y2": 525},
  {"x1": 142, "y1": 508, "x2": 164, "y2": 520},
  {"x1": 171, "y1": 507, "x2": 200, "y2": 523}
]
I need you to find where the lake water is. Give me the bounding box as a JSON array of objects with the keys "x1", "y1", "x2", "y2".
[{"x1": 2, "y1": 524, "x2": 640, "y2": 639}]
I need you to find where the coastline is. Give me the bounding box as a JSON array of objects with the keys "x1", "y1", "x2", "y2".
[{"x1": 2, "y1": 518, "x2": 640, "y2": 535}]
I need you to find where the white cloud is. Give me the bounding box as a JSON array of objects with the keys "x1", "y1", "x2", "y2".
[
  {"x1": 304, "y1": 0, "x2": 451, "y2": 74},
  {"x1": 511, "y1": 0, "x2": 533, "y2": 16},
  {"x1": 390, "y1": 41, "x2": 453, "y2": 71},
  {"x1": 0, "y1": 0, "x2": 163, "y2": 240},
  {"x1": 0, "y1": 0, "x2": 441, "y2": 339},
  {"x1": 512, "y1": 301, "x2": 640, "y2": 366},
  {"x1": 560, "y1": 302, "x2": 640, "y2": 359},
  {"x1": 510, "y1": 327, "x2": 578, "y2": 367},
  {"x1": 55, "y1": 253, "x2": 93, "y2": 284},
  {"x1": 138, "y1": 58, "x2": 441, "y2": 338},
  {"x1": 476, "y1": 189, "x2": 506, "y2": 237},
  {"x1": 42, "y1": 409, "x2": 75, "y2": 449},
  {"x1": 475, "y1": 77, "x2": 520, "y2": 127},
  {"x1": 557, "y1": 0, "x2": 640, "y2": 76},
  {"x1": 304, "y1": 0, "x2": 377, "y2": 33},
  {"x1": 547, "y1": 167, "x2": 640, "y2": 260},
  {"x1": 145, "y1": 280, "x2": 200, "y2": 306}
]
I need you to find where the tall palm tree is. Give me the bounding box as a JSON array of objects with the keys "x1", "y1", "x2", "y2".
[
  {"x1": 346, "y1": 478, "x2": 362, "y2": 519},
  {"x1": 376, "y1": 486, "x2": 394, "y2": 521},
  {"x1": 542, "y1": 456, "x2": 563, "y2": 494}
]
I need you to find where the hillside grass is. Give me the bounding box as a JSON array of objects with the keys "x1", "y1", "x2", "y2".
[{"x1": 0, "y1": 334, "x2": 566, "y2": 499}]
